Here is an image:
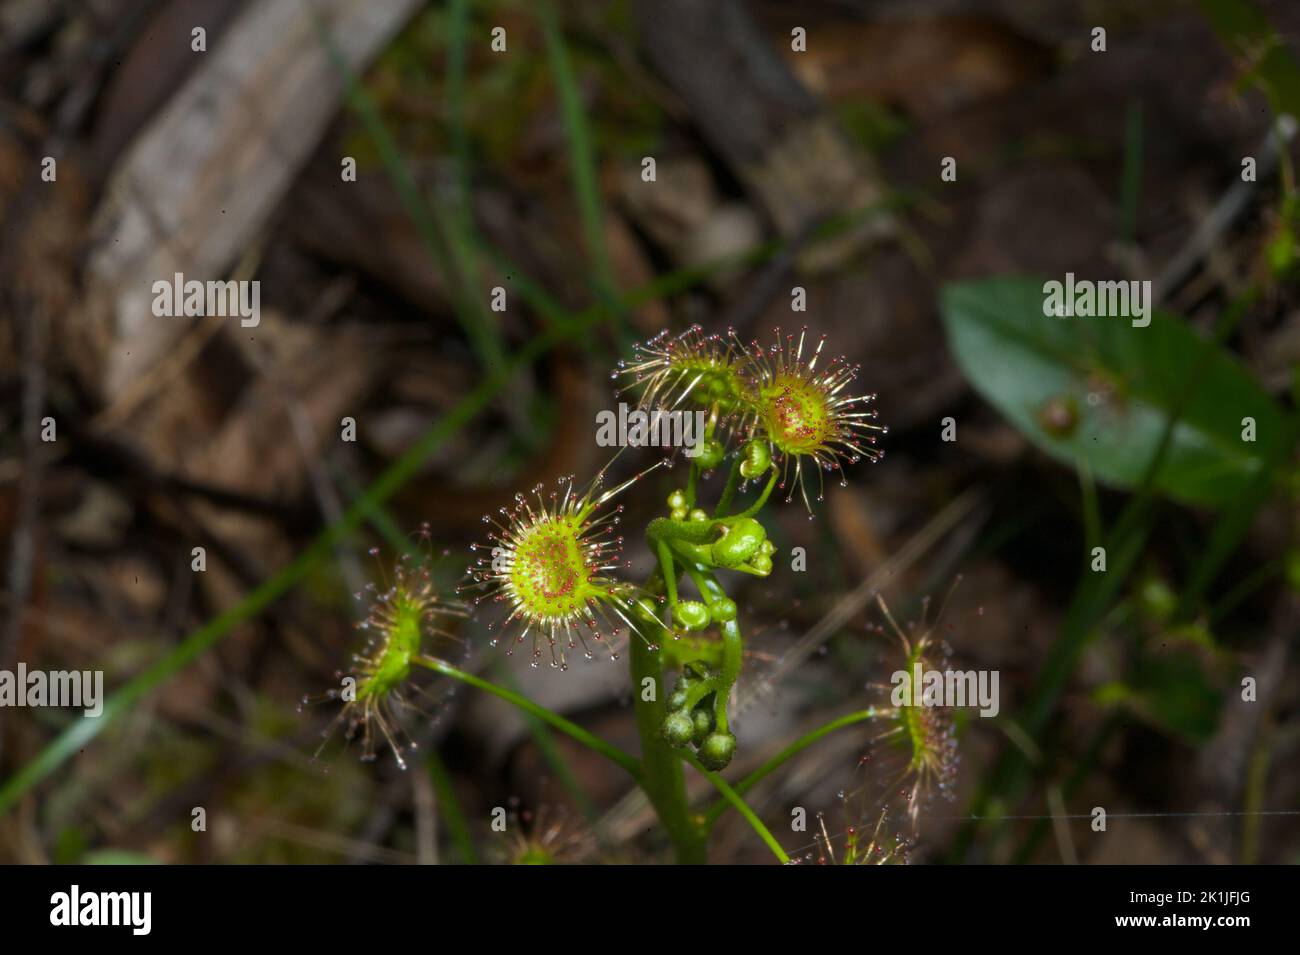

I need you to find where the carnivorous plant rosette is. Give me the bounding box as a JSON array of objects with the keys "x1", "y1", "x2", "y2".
[
  {"x1": 865, "y1": 594, "x2": 961, "y2": 830},
  {"x1": 738, "y1": 327, "x2": 887, "y2": 510},
  {"x1": 466, "y1": 464, "x2": 662, "y2": 670},
  {"x1": 315, "y1": 324, "x2": 928, "y2": 864},
  {"x1": 802, "y1": 803, "x2": 911, "y2": 866},
  {"x1": 312, "y1": 530, "x2": 464, "y2": 770},
  {"x1": 616, "y1": 324, "x2": 749, "y2": 417},
  {"x1": 615, "y1": 324, "x2": 750, "y2": 465},
  {"x1": 611, "y1": 325, "x2": 890, "y2": 769}
]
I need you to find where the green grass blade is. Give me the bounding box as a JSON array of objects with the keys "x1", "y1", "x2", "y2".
[
  {"x1": 1119, "y1": 100, "x2": 1143, "y2": 245},
  {"x1": 315, "y1": 12, "x2": 505, "y2": 371},
  {"x1": 426, "y1": 749, "x2": 479, "y2": 864},
  {"x1": 446, "y1": 0, "x2": 472, "y2": 202},
  {"x1": 538, "y1": 2, "x2": 625, "y2": 338}
]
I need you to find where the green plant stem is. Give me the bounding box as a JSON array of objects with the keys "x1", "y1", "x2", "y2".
[
  {"x1": 714, "y1": 456, "x2": 744, "y2": 517},
  {"x1": 731, "y1": 470, "x2": 779, "y2": 519},
  {"x1": 656, "y1": 541, "x2": 679, "y2": 610},
  {"x1": 713, "y1": 620, "x2": 742, "y2": 732},
  {"x1": 627, "y1": 571, "x2": 708, "y2": 863},
  {"x1": 413, "y1": 656, "x2": 640, "y2": 778},
  {"x1": 703, "y1": 708, "x2": 883, "y2": 828},
  {"x1": 683, "y1": 754, "x2": 788, "y2": 863},
  {"x1": 628, "y1": 630, "x2": 708, "y2": 862},
  {"x1": 681, "y1": 560, "x2": 714, "y2": 600},
  {"x1": 672, "y1": 565, "x2": 743, "y2": 730}
]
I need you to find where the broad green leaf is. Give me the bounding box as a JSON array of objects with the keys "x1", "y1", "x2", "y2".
[{"x1": 940, "y1": 277, "x2": 1285, "y2": 508}]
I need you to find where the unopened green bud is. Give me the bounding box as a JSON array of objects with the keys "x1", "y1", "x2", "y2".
[
  {"x1": 709, "y1": 597, "x2": 738, "y2": 622},
  {"x1": 673, "y1": 600, "x2": 711, "y2": 631},
  {"x1": 698, "y1": 731, "x2": 737, "y2": 770},
  {"x1": 662, "y1": 711, "x2": 695, "y2": 748},
  {"x1": 694, "y1": 439, "x2": 725, "y2": 470}
]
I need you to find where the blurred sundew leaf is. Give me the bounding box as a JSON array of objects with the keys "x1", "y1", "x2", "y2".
[
  {"x1": 1094, "y1": 648, "x2": 1223, "y2": 745},
  {"x1": 940, "y1": 277, "x2": 1286, "y2": 508}
]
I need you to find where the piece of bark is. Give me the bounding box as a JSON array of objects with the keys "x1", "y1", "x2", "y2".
[
  {"x1": 90, "y1": 0, "x2": 247, "y2": 173},
  {"x1": 84, "y1": 0, "x2": 423, "y2": 404}
]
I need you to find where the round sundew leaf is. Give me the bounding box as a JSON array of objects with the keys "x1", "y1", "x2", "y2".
[
  {"x1": 510, "y1": 515, "x2": 594, "y2": 616},
  {"x1": 758, "y1": 373, "x2": 837, "y2": 455}
]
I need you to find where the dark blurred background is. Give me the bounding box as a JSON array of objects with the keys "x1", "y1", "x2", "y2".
[{"x1": 1, "y1": 0, "x2": 1298, "y2": 864}]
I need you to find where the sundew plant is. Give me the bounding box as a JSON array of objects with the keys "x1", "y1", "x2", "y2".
[
  {"x1": 323, "y1": 325, "x2": 951, "y2": 864},
  {"x1": 9, "y1": 0, "x2": 1300, "y2": 883}
]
